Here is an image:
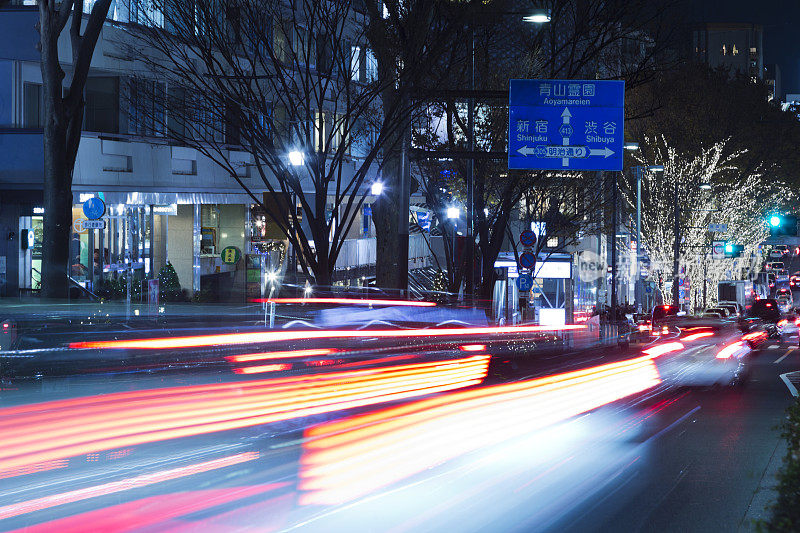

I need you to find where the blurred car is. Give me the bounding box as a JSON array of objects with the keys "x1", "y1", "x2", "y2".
[
  {"x1": 777, "y1": 314, "x2": 800, "y2": 344},
  {"x1": 652, "y1": 305, "x2": 678, "y2": 325},
  {"x1": 776, "y1": 269, "x2": 790, "y2": 282},
  {"x1": 630, "y1": 312, "x2": 652, "y2": 343},
  {"x1": 702, "y1": 307, "x2": 730, "y2": 319},
  {"x1": 650, "y1": 319, "x2": 753, "y2": 387},
  {"x1": 790, "y1": 275, "x2": 800, "y2": 290},
  {"x1": 766, "y1": 261, "x2": 785, "y2": 271},
  {"x1": 747, "y1": 298, "x2": 781, "y2": 337},
  {"x1": 717, "y1": 303, "x2": 740, "y2": 317},
  {"x1": 777, "y1": 292, "x2": 794, "y2": 314},
  {"x1": 770, "y1": 245, "x2": 789, "y2": 258}
]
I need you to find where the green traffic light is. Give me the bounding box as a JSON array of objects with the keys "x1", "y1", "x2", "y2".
[
  {"x1": 725, "y1": 243, "x2": 733, "y2": 253},
  {"x1": 770, "y1": 215, "x2": 781, "y2": 227}
]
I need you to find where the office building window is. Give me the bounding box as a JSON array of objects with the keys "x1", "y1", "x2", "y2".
[
  {"x1": 365, "y1": 48, "x2": 378, "y2": 82},
  {"x1": 84, "y1": 77, "x2": 119, "y2": 134},
  {"x1": 127, "y1": 78, "x2": 165, "y2": 137},
  {"x1": 350, "y1": 45, "x2": 361, "y2": 81},
  {"x1": 23, "y1": 82, "x2": 44, "y2": 128}
]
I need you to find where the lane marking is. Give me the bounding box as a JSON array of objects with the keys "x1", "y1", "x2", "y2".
[
  {"x1": 774, "y1": 348, "x2": 796, "y2": 364},
  {"x1": 767, "y1": 345, "x2": 781, "y2": 350},
  {"x1": 780, "y1": 372, "x2": 799, "y2": 397}
]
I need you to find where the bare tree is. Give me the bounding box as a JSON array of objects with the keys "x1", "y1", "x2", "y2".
[
  {"x1": 37, "y1": 0, "x2": 114, "y2": 298},
  {"x1": 412, "y1": 0, "x2": 681, "y2": 302},
  {"x1": 360, "y1": 0, "x2": 469, "y2": 291},
  {"x1": 123, "y1": 0, "x2": 415, "y2": 287}
]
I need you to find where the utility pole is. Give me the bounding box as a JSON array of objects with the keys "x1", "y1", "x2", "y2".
[
  {"x1": 611, "y1": 171, "x2": 618, "y2": 319},
  {"x1": 465, "y1": 23, "x2": 475, "y2": 302}
]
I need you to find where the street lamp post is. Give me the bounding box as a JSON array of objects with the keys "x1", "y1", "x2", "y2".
[
  {"x1": 464, "y1": 9, "x2": 550, "y2": 303},
  {"x1": 447, "y1": 206, "x2": 460, "y2": 289}
]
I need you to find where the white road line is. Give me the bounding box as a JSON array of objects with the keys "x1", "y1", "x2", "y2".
[
  {"x1": 780, "y1": 372, "x2": 799, "y2": 397},
  {"x1": 774, "y1": 348, "x2": 795, "y2": 364},
  {"x1": 767, "y1": 345, "x2": 781, "y2": 350}
]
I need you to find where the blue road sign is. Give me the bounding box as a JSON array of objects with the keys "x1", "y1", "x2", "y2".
[
  {"x1": 508, "y1": 79, "x2": 624, "y2": 171},
  {"x1": 82, "y1": 197, "x2": 105, "y2": 220},
  {"x1": 520, "y1": 230, "x2": 537, "y2": 247},
  {"x1": 517, "y1": 274, "x2": 534, "y2": 292},
  {"x1": 519, "y1": 251, "x2": 536, "y2": 269}
]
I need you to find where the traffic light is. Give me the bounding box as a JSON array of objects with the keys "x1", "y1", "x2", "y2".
[
  {"x1": 724, "y1": 242, "x2": 744, "y2": 258},
  {"x1": 768, "y1": 214, "x2": 798, "y2": 236}
]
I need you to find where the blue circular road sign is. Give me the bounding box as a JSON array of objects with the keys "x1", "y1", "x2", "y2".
[
  {"x1": 82, "y1": 197, "x2": 106, "y2": 220},
  {"x1": 517, "y1": 274, "x2": 534, "y2": 292},
  {"x1": 520, "y1": 230, "x2": 537, "y2": 247},
  {"x1": 519, "y1": 251, "x2": 537, "y2": 269}
]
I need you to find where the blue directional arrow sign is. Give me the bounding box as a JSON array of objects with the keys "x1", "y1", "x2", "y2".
[{"x1": 508, "y1": 79, "x2": 625, "y2": 171}]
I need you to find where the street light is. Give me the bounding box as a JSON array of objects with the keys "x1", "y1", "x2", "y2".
[
  {"x1": 288, "y1": 150, "x2": 304, "y2": 166},
  {"x1": 770, "y1": 215, "x2": 782, "y2": 227},
  {"x1": 370, "y1": 181, "x2": 384, "y2": 196},
  {"x1": 462, "y1": 8, "x2": 550, "y2": 302},
  {"x1": 523, "y1": 9, "x2": 551, "y2": 23},
  {"x1": 447, "y1": 207, "x2": 460, "y2": 287},
  {"x1": 624, "y1": 141, "x2": 640, "y2": 151},
  {"x1": 699, "y1": 183, "x2": 712, "y2": 190}
]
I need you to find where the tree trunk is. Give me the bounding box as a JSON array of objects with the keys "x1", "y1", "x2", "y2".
[
  {"x1": 373, "y1": 151, "x2": 403, "y2": 290},
  {"x1": 41, "y1": 128, "x2": 72, "y2": 299}
]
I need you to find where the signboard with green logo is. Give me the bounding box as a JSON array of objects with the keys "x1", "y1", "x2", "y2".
[{"x1": 221, "y1": 246, "x2": 242, "y2": 264}]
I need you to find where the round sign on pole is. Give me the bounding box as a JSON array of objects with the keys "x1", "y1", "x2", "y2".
[
  {"x1": 517, "y1": 274, "x2": 534, "y2": 292},
  {"x1": 520, "y1": 230, "x2": 537, "y2": 247},
  {"x1": 519, "y1": 251, "x2": 537, "y2": 269},
  {"x1": 221, "y1": 246, "x2": 242, "y2": 265},
  {"x1": 82, "y1": 197, "x2": 106, "y2": 220}
]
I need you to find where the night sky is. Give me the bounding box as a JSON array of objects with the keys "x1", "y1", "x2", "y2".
[{"x1": 689, "y1": 0, "x2": 800, "y2": 98}]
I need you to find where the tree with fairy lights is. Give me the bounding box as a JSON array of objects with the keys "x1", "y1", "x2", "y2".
[{"x1": 622, "y1": 136, "x2": 795, "y2": 311}]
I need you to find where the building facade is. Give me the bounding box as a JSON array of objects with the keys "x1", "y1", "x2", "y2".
[{"x1": 0, "y1": 2, "x2": 434, "y2": 300}]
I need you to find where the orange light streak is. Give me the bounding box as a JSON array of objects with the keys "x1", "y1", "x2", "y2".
[
  {"x1": 226, "y1": 348, "x2": 336, "y2": 363},
  {"x1": 252, "y1": 298, "x2": 437, "y2": 307},
  {"x1": 642, "y1": 342, "x2": 684, "y2": 358},
  {"x1": 459, "y1": 344, "x2": 487, "y2": 352},
  {"x1": 298, "y1": 354, "x2": 661, "y2": 505},
  {"x1": 69, "y1": 324, "x2": 586, "y2": 350},
  {"x1": 0, "y1": 452, "x2": 261, "y2": 521},
  {"x1": 0, "y1": 356, "x2": 489, "y2": 475},
  {"x1": 234, "y1": 363, "x2": 292, "y2": 374},
  {"x1": 681, "y1": 331, "x2": 714, "y2": 341}
]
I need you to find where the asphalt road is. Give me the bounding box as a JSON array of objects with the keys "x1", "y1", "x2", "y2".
[{"x1": 565, "y1": 341, "x2": 797, "y2": 533}]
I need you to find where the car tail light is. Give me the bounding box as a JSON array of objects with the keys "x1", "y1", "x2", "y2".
[
  {"x1": 643, "y1": 342, "x2": 684, "y2": 358},
  {"x1": 717, "y1": 341, "x2": 747, "y2": 359},
  {"x1": 682, "y1": 331, "x2": 714, "y2": 341}
]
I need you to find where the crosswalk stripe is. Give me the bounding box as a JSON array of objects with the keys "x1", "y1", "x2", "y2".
[{"x1": 781, "y1": 372, "x2": 800, "y2": 397}]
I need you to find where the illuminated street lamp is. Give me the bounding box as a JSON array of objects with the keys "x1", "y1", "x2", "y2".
[
  {"x1": 624, "y1": 141, "x2": 640, "y2": 151},
  {"x1": 288, "y1": 150, "x2": 304, "y2": 166},
  {"x1": 523, "y1": 8, "x2": 551, "y2": 23},
  {"x1": 371, "y1": 181, "x2": 384, "y2": 196}
]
